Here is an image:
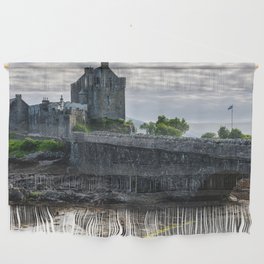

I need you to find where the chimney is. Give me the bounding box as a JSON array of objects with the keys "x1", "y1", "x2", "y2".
[
  {"x1": 101, "y1": 62, "x2": 109, "y2": 68},
  {"x1": 42, "y1": 97, "x2": 49, "y2": 104},
  {"x1": 15, "y1": 94, "x2": 22, "y2": 100},
  {"x1": 84, "y1": 67, "x2": 93, "y2": 74}
]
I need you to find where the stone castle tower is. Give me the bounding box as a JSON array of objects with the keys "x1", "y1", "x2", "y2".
[
  {"x1": 71, "y1": 62, "x2": 126, "y2": 120},
  {"x1": 9, "y1": 94, "x2": 29, "y2": 132}
]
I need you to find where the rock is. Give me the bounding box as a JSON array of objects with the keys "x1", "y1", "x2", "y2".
[
  {"x1": 25, "y1": 151, "x2": 65, "y2": 161},
  {"x1": 40, "y1": 190, "x2": 67, "y2": 202},
  {"x1": 9, "y1": 188, "x2": 24, "y2": 202},
  {"x1": 25, "y1": 151, "x2": 44, "y2": 160},
  {"x1": 37, "y1": 151, "x2": 65, "y2": 160},
  {"x1": 228, "y1": 194, "x2": 238, "y2": 202}
]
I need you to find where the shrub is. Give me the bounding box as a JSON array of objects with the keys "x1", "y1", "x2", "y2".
[
  {"x1": 156, "y1": 123, "x2": 182, "y2": 137},
  {"x1": 242, "y1": 134, "x2": 252, "y2": 140},
  {"x1": 73, "y1": 123, "x2": 91, "y2": 133},
  {"x1": 218, "y1": 127, "x2": 230, "y2": 139},
  {"x1": 201, "y1": 132, "x2": 217, "y2": 139},
  {"x1": 84, "y1": 118, "x2": 134, "y2": 134},
  {"x1": 140, "y1": 115, "x2": 189, "y2": 137},
  {"x1": 38, "y1": 140, "x2": 64, "y2": 152},
  {"x1": 20, "y1": 138, "x2": 38, "y2": 152},
  {"x1": 229, "y1": 128, "x2": 243, "y2": 139},
  {"x1": 9, "y1": 138, "x2": 65, "y2": 157}
]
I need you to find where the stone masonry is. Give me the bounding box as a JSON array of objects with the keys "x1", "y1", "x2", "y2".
[
  {"x1": 71, "y1": 62, "x2": 126, "y2": 120},
  {"x1": 9, "y1": 63, "x2": 125, "y2": 137}
]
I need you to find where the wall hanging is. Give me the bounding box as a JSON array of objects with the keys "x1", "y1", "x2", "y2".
[{"x1": 8, "y1": 62, "x2": 256, "y2": 237}]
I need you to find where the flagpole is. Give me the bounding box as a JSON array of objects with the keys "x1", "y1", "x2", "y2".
[
  {"x1": 228, "y1": 105, "x2": 234, "y2": 130},
  {"x1": 231, "y1": 107, "x2": 233, "y2": 130}
]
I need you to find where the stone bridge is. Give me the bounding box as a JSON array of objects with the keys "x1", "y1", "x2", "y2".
[{"x1": 69, "y1": 132, "x2": 251, "y2": 199}]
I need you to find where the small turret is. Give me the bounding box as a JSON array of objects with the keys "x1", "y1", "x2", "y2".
[{"x1": 58, "y1": 95, "x2": 64, "y2": 111}]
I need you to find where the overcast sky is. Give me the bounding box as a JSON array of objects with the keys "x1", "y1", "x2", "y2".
[{"x1": 9, "y1": 62, "x2": 256, "y2": 136}]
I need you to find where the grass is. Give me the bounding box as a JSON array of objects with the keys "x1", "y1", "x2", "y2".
[
  {"x1": 28, "y1": 191, "x2": 42, "y2": 198},
  {"x1": 9, "y1": 138, "x2": 65, "y2": 158},
  {"x1": 88, "y1": 118, "x2": 135, "y2": 134},
  {"x1": 72, "y1": 123, "x2": 91, "y2": 133},
  {"x1": 73, "y1": 119, "x2": 135, "y2": 134}
]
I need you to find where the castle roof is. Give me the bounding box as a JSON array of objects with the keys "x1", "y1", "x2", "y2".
[
  {"x1": 10, "y1": 95, "x2": 29, "y2": 107},
  {"x1": 71, "y1": 62, "x2": 119, "y2": 86}
]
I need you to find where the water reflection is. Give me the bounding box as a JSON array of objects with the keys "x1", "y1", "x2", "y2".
[{"x1": 10, "y1": 203, "x2": 251, "y2": 237}]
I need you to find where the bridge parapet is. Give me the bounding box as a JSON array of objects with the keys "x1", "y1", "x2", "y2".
[
  {"x1": 71, "y1": 132, "x2": 251, "y2": 159},
  {"x1": 70, "y1": 132, "x2": 251, "y2": 179}
]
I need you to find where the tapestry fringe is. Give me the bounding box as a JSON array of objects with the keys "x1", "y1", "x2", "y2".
[{"x1": 10, "y1": 204, "x2": 251, "y2": 237}]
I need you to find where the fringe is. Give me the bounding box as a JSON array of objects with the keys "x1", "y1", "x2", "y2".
[{"x1": 10, "y1": 204, "x2": 251, "y2": 237}]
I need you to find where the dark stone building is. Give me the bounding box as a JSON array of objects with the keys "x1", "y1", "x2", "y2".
[
  {"x1": 9, "y1": 95, "x2": 87, "y2": 138},
  {"x1": 9, "y1": 94, "x2": 29, "y2": 132},
  {"x1": 71, "y1": 62, "x2": 126, "y2": 120}
]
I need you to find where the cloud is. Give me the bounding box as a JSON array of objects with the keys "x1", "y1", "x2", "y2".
[{"x1": 9, "y1": 62, "x2": 255, "y2": 125}]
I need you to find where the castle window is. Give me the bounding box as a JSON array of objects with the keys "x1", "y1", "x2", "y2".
[
  {"x1": 96, "y1": 77, "x2": 100, "y2": 85},
  {"x1": 109, "y1": 78, "x2": 112, "y2": 89}
]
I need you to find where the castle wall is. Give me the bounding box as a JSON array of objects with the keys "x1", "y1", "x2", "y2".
[
  {"x1": 71, "y1": 82, "x2": 81, "y2": 103},
  {"x1": 28, "y1": 103, "x2": 87, "y2": 138},
  {"x1": 28, "y1": 103, "x2": 68, "y2": 137}
]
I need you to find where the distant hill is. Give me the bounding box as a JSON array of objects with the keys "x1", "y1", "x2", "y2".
[{"x1": 126, "y1": 117, "x2": 145, "y2": 133}]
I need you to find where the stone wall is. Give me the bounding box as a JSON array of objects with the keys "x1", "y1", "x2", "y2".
[
  {"x1": 28, "y1": 104, "x2": 86, "y2": 138},
  {"x1": 87, "y1": 70, "x2": 125, "y2": 120},
  {"x1": 71, "y1": 82, "x2": 81, "y2": 103},
  {"x1": 69, "y1": 132, "x2": 251, "y2": 194},
  {"x1": 9, "y1": 95, "x2": 29, "y2": 132},
  {"x1": 9, "y1": 132, "x2": 252, "y2": 204},
  {"x1": 71, "y1": 63, "x2": 126, "y2": 120}
]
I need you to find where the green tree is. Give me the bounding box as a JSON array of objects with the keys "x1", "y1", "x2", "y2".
[
  {"x1": 201, "y1": 132, "x2": 217, "y2": 139},
  {"x1": 218, "y1": 126, "x2": 230, "y2": 139},
  {"x1": 168, "y1": 117, "x2": 189, "y2": 134},
  {"x1": 140, "y1": 122, "x2": 156, "y2": 135},
  {"x1": 156, "y1": 115, "x2": 169, "y2": 125},
  {"x1": 242, "y1": 134, "x2": 252, "y2": 140},
  {"x1": 140, "y1": 115, "x2": 189, "y2": 137},
  {"x1": 156, "y1": 123, "x2": 182, "y2": 137},
  {"x1": 229, "y1": 128, "x2": 243, "y2": 139}
]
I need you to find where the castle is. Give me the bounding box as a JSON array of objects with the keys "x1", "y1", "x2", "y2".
[
  {"x1": 71, "y1": 62, "x2": 125, "y2": 120},
  {"x1": 9, "y1": 62, "x2": 126, "y2": 138}
]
